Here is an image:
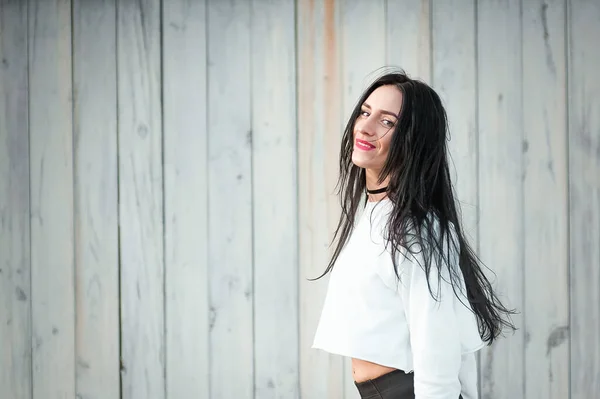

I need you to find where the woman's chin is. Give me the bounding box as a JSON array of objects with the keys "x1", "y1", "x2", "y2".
[{"x1": 351, "y1": 150, "x2": 373, "y2": 168}]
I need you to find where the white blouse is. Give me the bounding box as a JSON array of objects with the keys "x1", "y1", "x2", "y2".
[{"x1": 312, "y1": 198, "x2": 485, "y2": 399}]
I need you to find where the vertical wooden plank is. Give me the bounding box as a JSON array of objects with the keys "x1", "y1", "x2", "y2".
[
  {"x1": 117, "y1": 0, "x2": 165, "y2": 397},
  {"x1": 72, "y1": 0, "x2": 120, "y2": 396},
  {"x1": 297, "y1": 0, "x2": 345, "y2": 398},
  {"x1": 431, "y1": 1, "x2": 480, "y2": 392},
  {"x1": 252, "y1": 0, "x2": 299, "y2": 398},
  {"x1": 568, "y1": 0, "x2": 600, "y2": 397},
  {"x1": 386, "y1": 0, "x2": 432, "y2": 82},
  {"x1": 162, "y1": 1, "x2": 208, "y2": 398},
  {"x1": 28, "y1": 0, "x2": 76, "y2": 397},
  {"x1": 0, "y1": 1, "x2": 32, "y2": 398},
  {"x1": 477, "y1": 2, "x2": 525, "y2": 398},
  {"x1": 341, "y1": 0, "x2": 386, "y2": 119},
  {"x1": 431, "y1": 0, "x2": 478, "y2": 251},
  {"x1": 522, "y1": 1, "x2": 569, "y2": 398},
  {"x1": 207, "y1": 1, "x2": 253, "y2": 398},
  {"x1": 340, "y1": 2, "x2": 385, "y2": 397},
  {"x1": 72, "y1": 1, "x2": 120, "y2": 398}
]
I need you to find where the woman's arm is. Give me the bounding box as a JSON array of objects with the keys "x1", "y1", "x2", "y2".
[{"x1": 401, "y1": 255, "x2": 463, "y2": 399}]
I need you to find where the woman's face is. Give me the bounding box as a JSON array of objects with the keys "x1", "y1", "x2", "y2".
[{"x1": 351, "y1": 85, "x2": 403, "y2": 172}]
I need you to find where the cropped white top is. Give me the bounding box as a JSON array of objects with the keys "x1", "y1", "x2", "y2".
[{"x1": 312, "y1": 198, "x2": 485, "y2": 399}]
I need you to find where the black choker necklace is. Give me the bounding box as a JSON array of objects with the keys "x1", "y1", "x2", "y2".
[{"x1": 366, "y1": 186, "x2": 388, "y2": 194}]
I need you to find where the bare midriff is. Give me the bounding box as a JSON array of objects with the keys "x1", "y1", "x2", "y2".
[{"x1": 351, "y1": 358, "x2": 397, "y2": 383}]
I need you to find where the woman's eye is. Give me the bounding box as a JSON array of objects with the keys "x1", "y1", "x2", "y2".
[
  {"x1": 360, "y1": 110, "x2": 369, "y2": 117},
  {"x1": 383, "y1": 119, "x2": 395, "y2": 127}
]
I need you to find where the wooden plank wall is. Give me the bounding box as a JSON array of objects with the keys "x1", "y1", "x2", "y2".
[
  {"x1": 568, "y1": 0, "x2": 600, "y2": 397},
  {"x1": 0, "y1": 1, "x2": 30, "y2": 398},
  {"x1": 163, "y1": 1, "x2": 208, "y2": 398},
  {"x1": 73, "y1": 0, "x2": 120, "y2": 397},
  {"x1": 0, "y1": 0, "x2": 598, "y2": 398},
  {"x1": 118, "y1": 0, "x2": 164, "y2": 397},
  {"x1": 297, "y1": 0, "x2": 344, "y2": 397},
  {"x1": 28, "y1": 1, "x2": 76, "y2": 398},
  {"x1": 477, "y1": 2, "x2": 526, "y2": 398},
  {"x1": 207, "y1": 1, "x2": 253, "y2": 398},
  {"x1": 523, "y1": 1, "x2": 569, "y2": 399},
  {"x1": 251, "y1": 1, "x2": 299, "y2": 398}
]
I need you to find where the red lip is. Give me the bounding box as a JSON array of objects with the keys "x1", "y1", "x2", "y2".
[{"x1": 355, "y1": 139, "x2": 376, "y2": 151}]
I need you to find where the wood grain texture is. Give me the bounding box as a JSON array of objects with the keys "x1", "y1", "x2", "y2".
[
  {"x1": 28, "y1": 0, "x2": 76, "y2": 397},
  {"x1": 431, "y1": 0, "x2": 478, "y2": 251},
  {"x1": 431, "y1": 2, "x2": 481, "y2": 391},
  {"x1": 251, "y1": 0, "x2": 299, "y2": 398},
  {"x1": 297, "y1": 0, "x2": 345, "y2": 398},
  {"x1": 72, "y1": 1, "x2": 120, "y2": 397},
  {"x1": 522, "y1": 1, "x2": 570, "y2": 398},
  {"x1": 207, "y1": 1, "x2": 253, "y2": 398},
  {"x1": 341, "y1": 0, "x2": 385, "y2": 121},
  {"x1": 4, "y1": 3, "x2": 600, "y2": 398},
  {"x1": 117, "y1": 0, "x2": 165, "y2": 397},
  {"x1": 568, "y1": 0, "x2": 600, "y2": 397},
  {"x1": 162, "y1": 1, "x2": 209, "y2": 398},
  {"x1": 340, "y1": 1, "x2": 385, "y2": 397},
  {"x1": 477, "y1": 1, "x2": 525, "y2": 398},
  {"x1": 386, "y1": 0, "x2": 432, "y2": 82},
  {"x1": 0, "y1": 1, "x2": 32, "y2": 398}
]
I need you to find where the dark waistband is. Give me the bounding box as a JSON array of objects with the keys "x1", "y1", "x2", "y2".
[{"x1": 354, "y1": 369, "x2": 413, "y2": 398}]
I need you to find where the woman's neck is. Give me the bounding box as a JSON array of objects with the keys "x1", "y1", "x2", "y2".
[{"x1": 365, "y1": 168, "x2": 389, "y2": 202}]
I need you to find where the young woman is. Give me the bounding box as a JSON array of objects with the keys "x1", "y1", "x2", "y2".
[{"x1": 312, "y1": 71, "x2": 515, "y2": 399}]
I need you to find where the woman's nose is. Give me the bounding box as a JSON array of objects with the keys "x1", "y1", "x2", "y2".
[{"x1": 356, "y1": 118, "x2": 376, "y2": 137}]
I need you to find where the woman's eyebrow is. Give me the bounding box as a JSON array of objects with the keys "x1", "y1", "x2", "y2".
[{"x1": 362, "y1": 102, "x2": 399, "y2": 118}]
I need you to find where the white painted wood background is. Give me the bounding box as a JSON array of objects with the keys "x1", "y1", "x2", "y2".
[{"x1": 0, "y1": 0, "x2": 598, "y2": 398}]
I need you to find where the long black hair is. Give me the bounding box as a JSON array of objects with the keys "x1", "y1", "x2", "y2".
[{"x1": 314, "y1": 70, "x2": 516, "y2": 344}]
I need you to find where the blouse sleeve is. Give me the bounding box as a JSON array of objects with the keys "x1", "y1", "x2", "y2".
[{"x1": 400, "y1": 252, "x2": 463, "y2": 399}]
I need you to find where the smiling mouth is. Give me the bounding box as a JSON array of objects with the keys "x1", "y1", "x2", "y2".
[{"x1": 355, "y1": 139, "x2": 376, "y2": 151}]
